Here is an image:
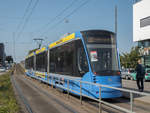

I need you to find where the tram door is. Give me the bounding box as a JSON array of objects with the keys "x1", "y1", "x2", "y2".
[{"x1": 71, "y1": 40, "x2": 90, "y2": 94}]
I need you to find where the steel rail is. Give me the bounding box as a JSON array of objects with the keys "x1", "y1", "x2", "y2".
[
  {"x1": 11, "y1": 75, "x2": 33, "y2": 113},
  {"x1": 19, "y1": 74, "x2": 78, "y2": 113}
]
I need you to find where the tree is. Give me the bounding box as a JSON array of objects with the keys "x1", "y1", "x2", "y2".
[
  {"x1": 5, "y1": 56, "x2": 13, "y2": 63},
  {"x1": 120, "y1": 46, "x2": 140, "y2": 69}
]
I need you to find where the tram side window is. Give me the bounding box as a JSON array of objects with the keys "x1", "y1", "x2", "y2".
[
  {"x1": 26, "y1": 58, "x2": 30, "y2": 69},
  {"x1": 25, "y1": 56, "x2": 34, "y2": 70},
  {"x1": 30, "y1": 56, "x2": 33, "y2": 69},
  {"x1": 49, "y1": 42, "x2": 75, "y2": 75},
  {"x1": 25, "y1": 57, "x2": 33, "y2": 69},
  {"x1": 49, "y1": 39, "x2": 89, "y2": 77},
  {"x1": 31, "y1": 56, "x2": 34, "y2": 70},
  {"x1": 36, "y1": 55, "x2": 38, "y2": 71},
  {"x1": 27, "y1": 58, "x2": 30, "y2": 69},
  {"x1": 61, "y1": 42, "x2": 74, "y2": 75},
  {"x1": 49, "y1": 49, "x2": 56, "y2": 73},
  {"x1": 43, "y1": 52, "x2": 47, "y2": 72},
  {"x1": 25, "y1": 59, "x2": 29, "y2": 69},
  {"x1": 36, "y1": 52, "x2": 47, "y2": 72}
]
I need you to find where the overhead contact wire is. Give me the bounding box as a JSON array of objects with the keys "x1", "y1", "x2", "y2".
[
  {"x1": 40, "y1": 0, "x2": 90, "y2": 37},
  {"x1": 15, "y1": 0, "x2": 33, "y2": 33},
  {"x1": 33, "y1": 0, "x2": 77, "y2": 36},
  {"x1": 17, "y1": 0, "x2": 39, "y2": 40}
]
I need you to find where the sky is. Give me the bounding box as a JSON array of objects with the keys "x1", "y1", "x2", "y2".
[{"x1": 0, "y1": 0, "x2": 136, "y2": 62}]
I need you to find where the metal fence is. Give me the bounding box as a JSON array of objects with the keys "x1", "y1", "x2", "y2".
[{"x1": 29, "y1": 73, "x2": 150, "y2": 113}]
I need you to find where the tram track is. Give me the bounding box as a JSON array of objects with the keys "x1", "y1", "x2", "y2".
[
  {"x1": 16, "y1": 74, "x2": 78, "y2": 113},
  {"x1": 16, "y1": 64, "x2": 150, "y2": 113},
  {"x1": 19, "y1": 75, "x2": 127, "y2": 113},
  {"x1": 11, "y1": 74, "x2": 33, "y2": 113},
  {"x1": 15, "y1": 64, "x2": 114, "y2": 113},
  {"x1": 13, "y1": 64, "x2": 93, "y2": 113}
]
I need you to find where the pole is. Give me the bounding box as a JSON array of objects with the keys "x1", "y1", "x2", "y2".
[
  {"x1": 51, "y1": 76, "x2": 53, "y2": 88},
  {"x1": 13, "y1": 32, "x2": 16, "y2": 62},
  {"x1": 130, "y1": 92, "x2": 133, "y2": 112},
  {"x1": 80, "y1": 81, "x2": 82, "y2": 105},
  {"x1": 47, "y1": 49, "x2": 50, "y2": 82},
  {"x1": 67, "y1": 80, "x2": 70, "y2": 99},
  {"x1": 99, "y1": 86, "x2": 102, "y2": 113},
  {"x1": 34, "y1": 53, "x2": 36, "y2": 73},
  {"x1": 115, "y1": 5, "x2": 118, "y2": 41}
]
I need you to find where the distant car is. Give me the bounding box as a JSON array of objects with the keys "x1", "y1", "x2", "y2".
[
  {"x1": 144, "y1": 68, "x2": 150, "y2": 81},
  {"x1": 129, "y1": 68, "x2": 150, "y2": 81},
  {"x1": 0, "y1": 67, "x2": 6, "y2": 72},
  {"x1": 128, "y1": 70, "x2": 136, "y2": 81},
  {"x1": 121, "y1": 69, "x2": 128, "y2": 79},
  {"x1": 121, "y1": 69, "x2": 135, "y2": 80}
]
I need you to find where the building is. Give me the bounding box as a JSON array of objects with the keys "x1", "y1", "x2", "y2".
[
  {"x1": 0, "y1": 43, "x2": 6, "y2": 67},
  {"x1": 133, "y1": 0, "x2": 150, "y2": 67}
]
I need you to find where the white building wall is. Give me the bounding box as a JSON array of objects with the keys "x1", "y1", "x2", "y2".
[{"x1": 133, "y1": 0, "x2": 150, "y2": 42}]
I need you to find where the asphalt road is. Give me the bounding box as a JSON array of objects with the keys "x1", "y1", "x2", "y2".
[{"x1": 122, "y1": 79, "x2": 150, "y2": 93}]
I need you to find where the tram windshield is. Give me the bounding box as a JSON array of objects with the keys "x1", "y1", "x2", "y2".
[
  {"x1": 81, "y1": 30, "x2": 119, "y2": 75},
  {"x1": 87, "y1": 44, "x2": 119, "y2": 75}
]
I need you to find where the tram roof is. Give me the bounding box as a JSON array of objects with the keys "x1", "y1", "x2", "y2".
[{"x1": 26, "y1": 47, "x2": 46, "y2": 59}]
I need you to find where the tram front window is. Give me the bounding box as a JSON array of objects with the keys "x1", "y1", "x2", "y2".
[{"x1": 87, "y1": 44, "x2": 119, "y2": 75}]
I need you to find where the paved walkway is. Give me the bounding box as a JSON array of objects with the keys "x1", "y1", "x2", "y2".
[
  {"x1": 122, "y1": 79, "x2": 150, "y2": 105},
  {"x1": 122, "y1": 79, "x2": 150, "y2": 93}
]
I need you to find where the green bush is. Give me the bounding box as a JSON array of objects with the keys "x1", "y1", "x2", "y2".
[{"x1": 0, "y1": 73, "x2": 20, "y2": 113}]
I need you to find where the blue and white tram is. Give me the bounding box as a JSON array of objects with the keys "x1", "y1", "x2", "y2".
[{"x1": 25, "y1": 30, "x2": 122, "y2": 98}]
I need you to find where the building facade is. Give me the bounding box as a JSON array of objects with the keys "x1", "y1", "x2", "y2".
[
  {"x1": 133, "y1": 0, "x2": 150, "y2": 67},
  {"x1": 0, "y1": 43, "x2": 5, "y2": 67}
]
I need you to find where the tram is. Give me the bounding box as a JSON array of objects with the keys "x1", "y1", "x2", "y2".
[{"x1": 25, "y1": 30, "x2": 122, "y2": 98}]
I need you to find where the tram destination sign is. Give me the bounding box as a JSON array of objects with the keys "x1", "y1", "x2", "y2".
[{"x1": 87, "y1": 36, "x2": 115, "y2": 44}]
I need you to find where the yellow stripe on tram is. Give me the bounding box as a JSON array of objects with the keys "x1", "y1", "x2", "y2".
[
  {"x1": 35, "y1": 72, "x2": 45, "y2": 78},
  {"x1": 36, "y1": 47, "x2": 46, "y2": 54},
  {"x1": 49, "y1": 33, "x2": 75, "y2": 48}
]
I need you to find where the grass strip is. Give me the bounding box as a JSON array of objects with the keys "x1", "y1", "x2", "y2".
[{"x1": 0, "y1": 72, "x2": 20, "y2": 113}]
